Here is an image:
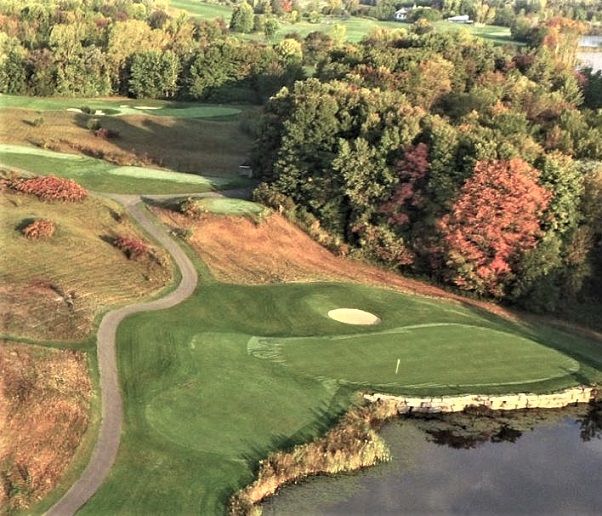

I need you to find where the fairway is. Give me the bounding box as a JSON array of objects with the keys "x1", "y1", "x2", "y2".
[
  {"x1": 78, "y1": 279, "x2": 602, "y2": 514},
  {"x1": 0, "y1": 144, "x2": 246, "y2": 194},
  {"x1": 0, "y1": 95, "x2": 242, "y2": 119}
]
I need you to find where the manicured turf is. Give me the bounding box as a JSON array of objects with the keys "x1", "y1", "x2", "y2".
[
  {"x1": 79, "y1": 281, "x2": 602, "y2": 514},
  {"x1": 0, "y1": 144, "x2": 247, "y2": 194},
  {"x1": 0, "y1": 95, "x2": 242, "y2": 119}
]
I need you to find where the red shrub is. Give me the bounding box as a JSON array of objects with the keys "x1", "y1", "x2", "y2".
[
  {"x1": 22, "y1": 219, "x2": 56, "y2": 240},
  {"x1": 12, "y1": 176, "x2": 88, "y2": 202},
  {"x1": 112, "y1": 236, "x2": 151, "y2": 260},
  {"x1": 94, "y1": 127, "x2": 120, "y2": 139}
]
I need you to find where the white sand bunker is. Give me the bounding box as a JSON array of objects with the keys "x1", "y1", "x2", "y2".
[
  {"x1": 328, "y1": 308, "x2": 381, "y2": 325},
  {"x1": 134, "y1": 105, "x2": 161, "y2": 110}
]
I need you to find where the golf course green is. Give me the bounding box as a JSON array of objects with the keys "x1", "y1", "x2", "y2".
[{"x1": 76, "y1": 281, "x2": 601, "y2": 514}]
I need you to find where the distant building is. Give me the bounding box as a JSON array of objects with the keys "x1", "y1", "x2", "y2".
[
  {"x1": 447, "y1": 14, "x2": 472, "y2": 23},
  {"x1": 394, "y1": 7, "x2": 410, "y2": 21}
]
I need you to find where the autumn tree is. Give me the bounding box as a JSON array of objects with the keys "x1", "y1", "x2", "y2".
[{"x1": 438, "y1": 159, "x2": 551, "y2": 297}]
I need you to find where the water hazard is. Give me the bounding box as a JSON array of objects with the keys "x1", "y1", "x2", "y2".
[{"x1": 262, "y1": 402, "x2": 602, "y2": 515}]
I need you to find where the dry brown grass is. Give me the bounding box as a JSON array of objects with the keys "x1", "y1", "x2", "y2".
[
  {"x1": 152, "y1": 207, "x2": 516, "y2": 319},
  {"x1": 229, "y1": 399, "x2": 399, "y2": 515},
  {"x1": 0, "y1": 342, "x2": 92, "y2": 513},
  {"x1": 1, "y1": 190, "x2": 173, "y2": 341},
  {"x1": 0, "y1": 107, "x2": 251, "y2": 176}
]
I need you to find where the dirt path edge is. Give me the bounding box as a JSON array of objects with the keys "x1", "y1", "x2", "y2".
[{"x1": 46, "y1": 195, "x2": 198, "y2": 516}]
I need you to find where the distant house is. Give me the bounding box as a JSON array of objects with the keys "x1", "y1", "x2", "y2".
[
  {"x1": 394, "y1": 7, "x2": 410, "y2": 21},
  {"x1": 239, "y1": 161, "x2": 253, "y2": 178},
  {"x1": 447, "y1": 14, "x2": 472, "y2": 23}
]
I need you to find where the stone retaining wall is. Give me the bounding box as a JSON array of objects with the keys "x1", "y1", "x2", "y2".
[{"x1": 365, "y1": 386, "x2": 597, "y2": 414}]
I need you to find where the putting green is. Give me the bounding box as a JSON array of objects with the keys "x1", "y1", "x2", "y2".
[{"x1": 248, "y1": 324, "x2": 580, "y2": 390}]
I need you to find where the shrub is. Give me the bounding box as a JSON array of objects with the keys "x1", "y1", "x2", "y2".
[
  {"x1": 86, "y1": 118, "x2": 102, "y2": 131},
  {"x1": 180, "y1": 198, "x2": 206, "y2": 218},
  {"x1": 21, "y1": 219, "x2": 55, "y2": 240},
  {"x1": 11, "y1": 176, "x2": 89, "y2": 202},
  {"x1": 112, "y1": 235, "x2": 152, "y2": 260},
  {"x1": 94, "y1": 127, "x2": 120, "y2": 139},
  {"x1": 32, "y1": 116, "x2": 44, "y2": 127}
]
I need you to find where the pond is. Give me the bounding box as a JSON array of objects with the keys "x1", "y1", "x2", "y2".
[{"x1": 262, "y1": 402, "x2": 602, "y2": 515}]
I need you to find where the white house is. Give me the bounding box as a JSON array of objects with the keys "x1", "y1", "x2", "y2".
[
  {"x1": 394, "y1": 7, "x2": 410, "y2": 21},
  {"x1": 447, "y1": 14, "x2": 472, "y2": 23}
]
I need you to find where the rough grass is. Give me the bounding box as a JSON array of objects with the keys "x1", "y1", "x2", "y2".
[
  {"x1": 76, "y1": 274, "x2": 602, "y2": 514},
  {"x1": 0, "y1": 342, "x2": 92, "y2": 514},
  {"x1": 0, "y1": 190, "x2": 173, "y2": 341}
]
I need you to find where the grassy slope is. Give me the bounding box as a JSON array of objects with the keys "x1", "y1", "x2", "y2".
[
  {"x1": 0, "y1": 190, "x2": 174, "y2": 341},
  {"x1": 78, "y1": 274, "x2": 602, "y2": 514}
]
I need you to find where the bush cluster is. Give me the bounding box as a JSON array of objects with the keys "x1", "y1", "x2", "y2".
[
  {"x1": 112, "y1": 235, "x2": 152, "y2": 260},
  {"x1": 21, "y1": 219, "x2": 56, "y2": 240},
  {"x1": 11, "y1": 176, "x2": 89, "y2": 202}
]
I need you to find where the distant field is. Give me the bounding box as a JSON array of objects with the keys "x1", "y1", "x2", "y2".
[
  {"x1": 77, "y1": 276, "x2": 602, "y2": 514},
  {"x1": 169, "y1": 1, "x2": 514, "y2": 44}
]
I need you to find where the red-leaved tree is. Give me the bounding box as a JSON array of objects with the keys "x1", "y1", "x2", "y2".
[
  {"x1": 380, "y1": 142, "x2": 430, "y2": 228},
  {"x1": 438, "y1": 158, "x2": 551, "y2": 297}
]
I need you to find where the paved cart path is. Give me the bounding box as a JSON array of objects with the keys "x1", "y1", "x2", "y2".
[{"x1": 46, "y1": 194, "x2": 200, "y2": 515}]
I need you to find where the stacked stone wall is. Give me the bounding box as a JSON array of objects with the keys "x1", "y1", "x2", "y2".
[{"x1": 365, "y1": 386, "x2": 597, "y2": 414}]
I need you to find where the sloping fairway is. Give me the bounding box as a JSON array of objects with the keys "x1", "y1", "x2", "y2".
[
  {"x1": 77, "y1": 281, "x2": 602, "y2": 515},
  {"x1": 0, "y1": 189, "x2": 173, "y2": 341},
  {"x1": 0, "y1": 144, "x2": 244, "y2": 194}
]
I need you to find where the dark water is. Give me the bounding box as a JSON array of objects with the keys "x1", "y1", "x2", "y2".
[{"x1": 262, "y1": 404, "x2": 602, "y2": 515}]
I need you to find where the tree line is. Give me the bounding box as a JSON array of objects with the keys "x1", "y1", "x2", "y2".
[
  {"x1": 251, "y1": 24, "x2": 602, "y2": 315},
  {"x1": 0, "y1": 0, "x2": 307, "y2": 102}
]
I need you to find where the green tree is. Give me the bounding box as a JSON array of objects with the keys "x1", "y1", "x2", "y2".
[
  {"x1": 128, "y1": 49, "x2": 180, "y2": 98},
  {"x1": 230, "y1": 1, "x2": 254, "y2": 34}
]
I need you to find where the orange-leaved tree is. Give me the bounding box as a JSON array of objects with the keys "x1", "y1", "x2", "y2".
[{"x1": 438, "y1": 158, "x2": 551, "y2": 298}]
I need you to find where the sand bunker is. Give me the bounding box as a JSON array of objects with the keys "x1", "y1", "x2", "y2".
[
  {"x1": 66, "y1": 108, "x2": 83, "y2": 113},
  {"x1": 328, "y1": 308, "x2": 381, "y2": 325},
  {"x1": 134, "y1": 106, "x2": 161, "y2": 110}
]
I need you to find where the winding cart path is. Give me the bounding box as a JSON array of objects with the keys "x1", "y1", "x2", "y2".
[{"x1": 47, "y1": 194, "x2": 199, "y2": 515}]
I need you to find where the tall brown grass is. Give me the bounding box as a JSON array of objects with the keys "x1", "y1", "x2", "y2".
[{"x1": 229, "y1": 399, "x2": 399, "y2": 515}]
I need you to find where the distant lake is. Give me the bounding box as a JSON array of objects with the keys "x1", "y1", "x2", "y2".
[{"x1": 262, "y1": 404, "x2": 602, "y2": 515}]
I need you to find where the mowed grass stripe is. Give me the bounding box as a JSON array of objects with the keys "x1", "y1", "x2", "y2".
[{"x1": 0, "y1": 95, "x2": 242, "y2": 119}]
